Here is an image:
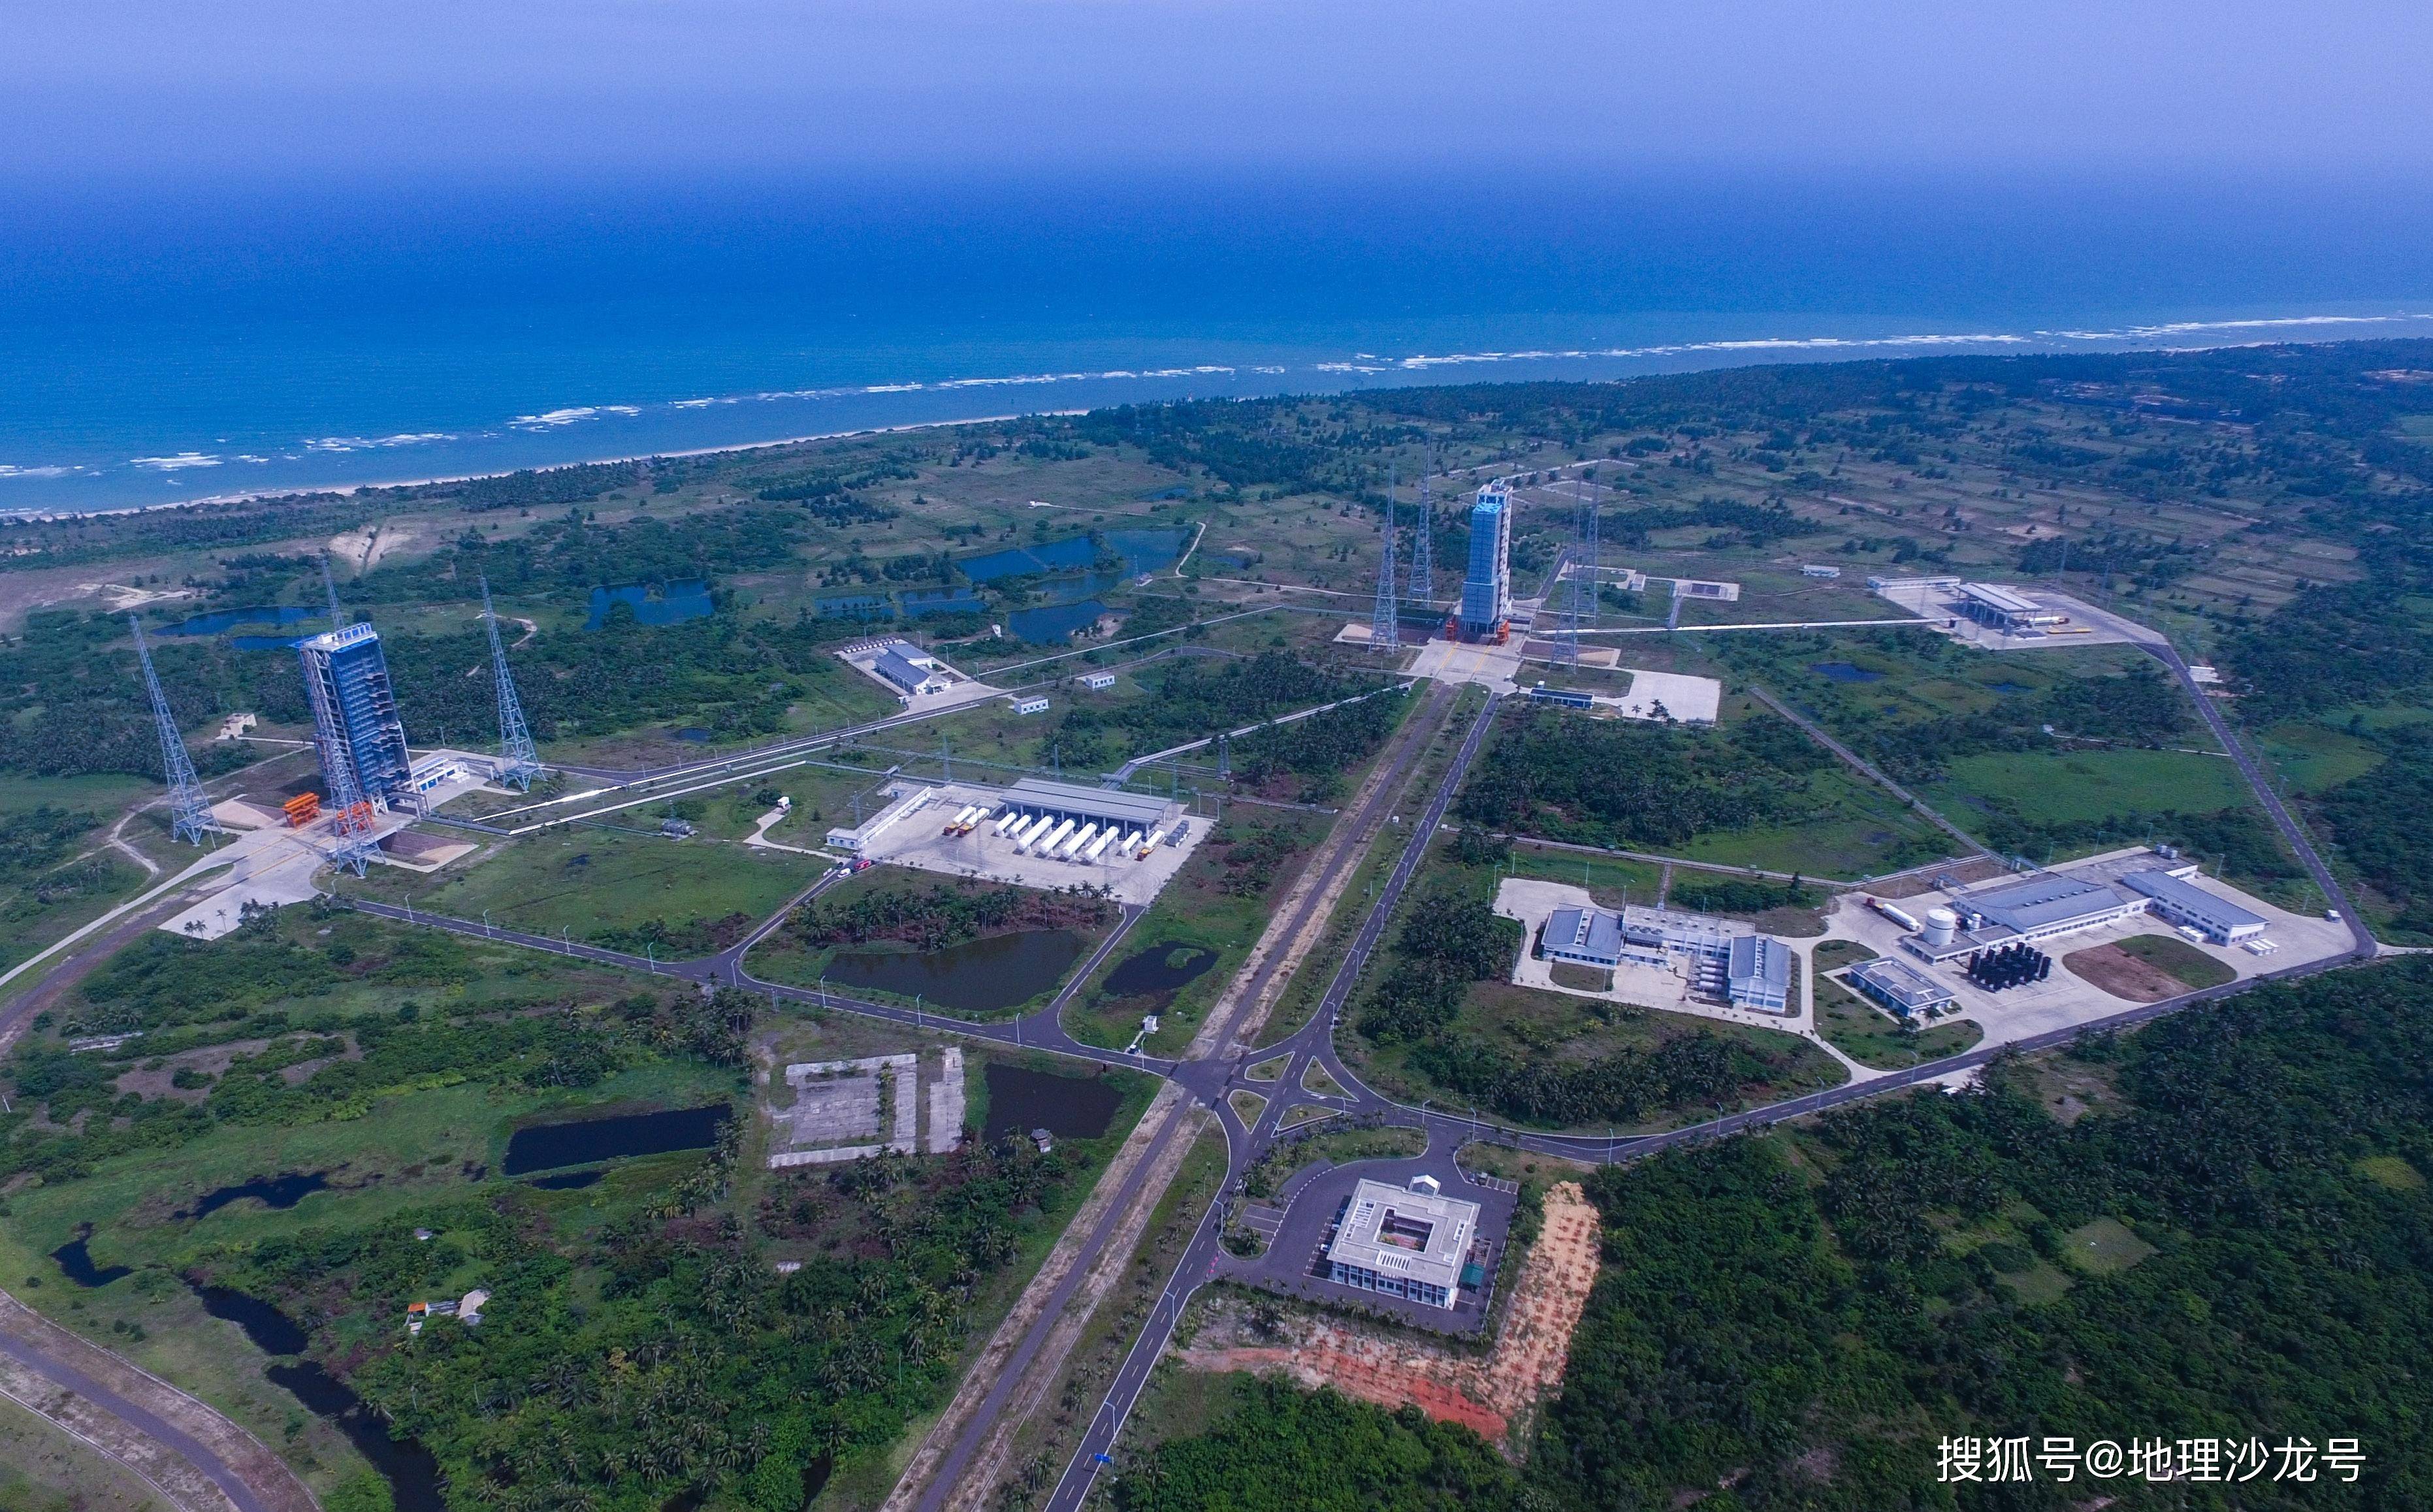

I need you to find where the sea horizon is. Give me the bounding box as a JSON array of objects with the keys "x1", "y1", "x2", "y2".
[{"x1": 7, "y1": 167, "x2": 2433, "y2": 513}]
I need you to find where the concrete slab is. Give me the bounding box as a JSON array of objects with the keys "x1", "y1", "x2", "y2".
[
  {"x1": 1407, "y1": 637, "x2": 1525, "y2": 694},
  {"x1": 1596, "y1": 669, "x2": 1722, "y2": 724},
  {"x1": 850, "y1": 780, "x2": 1205, "y2": 907},
  {"x1": 1824, "y1": 848, "x2": 2355, "y2": 1050},
  {"x1": 1870, "y1": 579, "x2": 2158, "y2": 652}
]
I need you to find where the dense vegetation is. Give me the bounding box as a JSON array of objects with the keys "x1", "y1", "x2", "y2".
[
  {"x1": 1231, "y1": 688, "x2": 1404, "y2": 803},
  {"x1": 0, "y1": 916, "x2": 756, "y2": 1187},
  {"x1": 1541, "y1": 957, "x2": 2433, "y2": 1509},
  {"x1": 2312, "y1": 724, "x2": 2433, "y2": 937},
  {"x1": 201, "y1": 1127, "x2": 1089, "y2": 1512},
  {"x1": 1457, "y1": 705, "x2": 1837, "y2": 848},
  {"x1": 1118, "y1": 1378, "x2": 1524, "y2": 1512},
  {"x1": 784, "y1": 876, "x2": 1112, "y2": 950},
  {"x1": 1051, "y1": 651, "x2": 1381, "y2": 771}
]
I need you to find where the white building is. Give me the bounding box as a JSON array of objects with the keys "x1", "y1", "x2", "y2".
[
  {"x1": 2120, "y1": 869, "x2": 2267, "y2": 944},
  {"x1": 1325, "y1": 1176, "x2": 1480, "y2": 1310}
]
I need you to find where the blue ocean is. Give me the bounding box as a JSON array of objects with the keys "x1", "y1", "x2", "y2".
[{"x1": 4, "y1": 170, "x2": 2431, "y2": 513}]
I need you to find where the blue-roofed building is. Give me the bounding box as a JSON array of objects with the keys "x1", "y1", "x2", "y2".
[
  {"x1": 297, "y1": 622, "x2": 415, "y2": 806},
  {"x1": 1457, "y1": 483, "x2": 1512, "y2": 641},
  {"x1": 1958, "y1": 873, "x2": 2142, "y2": 941},
  {"x1": 2121, "y1": 869, "x2": 2266, "y2": 943},
  {"x1": 1726, "y1": 935, "x2": 1792, "y2": 1013},
  {"x1": 871, "y1": 645, "x2": 947, "y2": 700},
  {"x1": 1543, "y1": 905, "x2": 1623, "y2": 967}
]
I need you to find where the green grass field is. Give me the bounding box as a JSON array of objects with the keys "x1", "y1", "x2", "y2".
[
  {"x1": 1931, "y1": 747, "x2": 2252, "y2": 830},
  {"x1": 1815, "y1": 973, "x2": 1982, "y2": 1070},
  {"x1": 1347, "y1": 980, "x2": 1846, "y2": 1136},
  {"x1": 2112, "y1": 932, "x2": 2238, "y2": 989},
  {"x1": 344, "y1": 825, "x2": 826, "y2": 944},
  {"x1": 2259, "y1": 719, "x2": 2387, "y2": 794}
]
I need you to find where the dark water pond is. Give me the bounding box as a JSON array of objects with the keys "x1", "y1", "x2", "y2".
[
  {"x1": 1102, "y1": 940, "x2": 1217, "y2": 999},
  {"x1": 1810, "y1": 661, "x2": 1884, "y2": 683},
  {"x1": 184, "y1": 1171, "x2": 327, "y2": 1221},
  {"x1": 958, "y1": 527, "x2": 1184, "y2": 583},
  {"x1": 52, "y1": 1227, "x2": 129, "y2": 1287},
  {"x1": 587, "y1": 579, "x2": 713, "y2": 630},
  {"x1": 165, "y1": 604, "x2": 318, "y2": 636},
  {"x1": 502, "y1": 1104, "x2": 732, "y2": 1176},
  {"x1": 823, "y1": 929, "x2": 1085, "y2": 1015},
  {"x1": 983, "y1": 1063, "x2": 1121, "y2": 1142},
  {"x1": 1007, "y1": 600, "x2": 1108, "y2": 643},
  {"x1": 672, "y1": 726, "x2": 715, "y2": 742},
  {"x1": 526, "y1": 1168, "x2": 602, "y2": 1191},
  {"x1": 189, "y1": 1284, "x2": 447, "y2": 1512},
  {"x1": 1985, "y1": 681, "x2": 2033, "y2": 694}
]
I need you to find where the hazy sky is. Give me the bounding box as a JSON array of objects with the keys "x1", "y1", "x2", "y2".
[{"x1": 7, "y1": 1, "x2": 2432, "y2": 185}]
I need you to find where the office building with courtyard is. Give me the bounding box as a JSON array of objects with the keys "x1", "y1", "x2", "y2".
[{"x1": 1325, "y1": 1176, "x2": 1479, "y2": 1310}]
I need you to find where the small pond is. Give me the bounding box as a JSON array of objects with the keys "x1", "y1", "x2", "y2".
[
  {"x1": 1809, "y1": 661, "x2": 1884, "y2": 683},
  {"x1": 983, "y1": 1063, "x2": 1121, "y2": 1142},
  {"x1": 526, "y1": 1168, "x2": 603, "y2": 1191},
  {"x1": 52, "y1": 1227, "x2": 129, "y2": 1287},
  {"x1": 165, "y1": 605, "x2": 319, "y2": 637},
  {"x1": 1984, "y1": 681, "x2": 2033, "y2": 695},
  {"x1": 672, "y1": 726, "x2": 715, "y2": 743},
  {"x1": 958, "y1": 527, "x2": 1184, "y2": 583},
  {"x1": 502, "y1": 1104, "x2": 732, "y2": 1176},
  {"x1": 587, "y1": 579, "x2": 713, "y2": 630},
  {"x1": 1007, "y1": 600, "x2": 1108, "y2": 643},
  {"x1": 821, "y1": 929, "x2": 1085, "y2": 1016},
  {"x1": 184, "y1": 1171, "x2": 327, "y2": 1221},
  {"x1": 189, "y1": 1285, "x2": 447, "y2": 1512},
  {"x1": 1101, "y1": 940, "x2": 1217, "y2": 999}
]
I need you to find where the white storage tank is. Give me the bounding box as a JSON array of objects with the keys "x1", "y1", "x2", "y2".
[{"x1": 1923, "y1": 908, "x2": 1959, "y2": 948}]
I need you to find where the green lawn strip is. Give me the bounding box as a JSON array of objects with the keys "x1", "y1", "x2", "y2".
[
  {"x1": 340, "y1": 824, "x2": 826, "y2": 946},
  {"x1": 2258, "y1": 718, "x2": 2387, "y2": 794},
  {"x1": 1814, "y1": 973, "x2": 1982, "y2": 1070},
  {"x1": 1348, "y1": 980, "x2": 1845, "y2": 1137},
  {"x1": 1931, "y1": 747, "x2": 2253, "y2": 831},
  {"x1": 993, "y1": 1119, "x2": 1230, "y2": 1502},
  {"x1": 1243, "y1": 1121, "x2": 1426, "y2": 1200},
  {"x1": 2059, "y1": 1216, "x2": 2157, "y2": 1275},
  {"x1": 1243, "y1": 1054, "x2": 1290, "y2": 1082},
  {"x1": 2110, "y1": 932, "x2": 2236, "y2": 989},
  {"x1": 1298, "y1": 1059, "x2": 1345, "y2": 1099},
  {"x1": 1226, "y1": 1088, "x2": 1268, "y2": 1125}
]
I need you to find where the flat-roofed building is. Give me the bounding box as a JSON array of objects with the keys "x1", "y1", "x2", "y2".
[
  {"x1": 1848, "y1": 957, "x2": 1957, "y2": 1017},
  {"x1": 2120, "y1": 869, "x2": 2266, "y2": 944},
  {"x1": 1544, "y1": 905, "x2": 1623, "y2": 967},
  {"x1": 1326, "y1": 1176, "x2": 1480, "y2": 1310},
  {"x1": 998, "y1": 776, "x2": 1178, "y2": 837},
  {"x1": 1950, "y1": 582, "x2": 2069, "y2": 635},
  {"x1": 1961, "y1": 873, "x2": 2141, "y2": 942},
  {"x1": 1727, "y1": 935, "x2": 1792, "y2": 1012}
]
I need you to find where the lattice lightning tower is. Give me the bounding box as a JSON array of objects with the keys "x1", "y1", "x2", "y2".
[
  {"x1": 129, "y1": 617, "x2": 221, "y2": 845},
  {"x1": 480, "y1": 575, "x2": 542, "y2": 790},
  {"x1": 1369, "y1": 469, "x2": 1401, "y2": 651},
  {"x1": 1407, "y1": 456, "x2": 1434, "y2": 601}
]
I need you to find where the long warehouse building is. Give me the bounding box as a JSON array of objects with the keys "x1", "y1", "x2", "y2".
[{"x1": 996, "y1": 777, "x2": 1183, "y2": 841}]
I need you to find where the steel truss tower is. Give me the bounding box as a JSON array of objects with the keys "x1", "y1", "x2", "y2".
[
  {"x1": 479, "y1": 575, "x2": 542, "y2": 790},
  {"x1": 129, "y1": 617, "x2": 221, "y2": 845},
  {"x1": 1561, "y1": 481, "x2": 1599, "y2": 668},
  {"x1": 1369, "y1": 470, "x2": 1401, "y2": 651},
  {"x1": 1407, "y1": 457, "x2": 1434, "y2": 601},
  {"x1": 304, "y1": 562, "x2": 383, "y2": 875}
]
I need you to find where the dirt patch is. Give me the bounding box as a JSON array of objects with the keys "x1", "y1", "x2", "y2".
[
  {"x1": 1867, "y1": 854, "x2": 2006, "y2": 900},
  {"x1": 2062, "y1": 943, "x2": 2182, "y2": 1003},
  {"x1": 1178, "y1": 1182, "x2": 1603, "y2": 1450}
]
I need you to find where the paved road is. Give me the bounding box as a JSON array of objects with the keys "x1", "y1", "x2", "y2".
[
  {"x1": 1745, "y1": 683, "x2": 1992, "y2": 860},
  {"x1": 214, "y1": 624, "x2": 2393, "y2": 1512}
]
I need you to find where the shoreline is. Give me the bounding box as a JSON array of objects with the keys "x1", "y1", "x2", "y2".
[{"x1": 7, "y1": 411, "x2": 1081, "y2": 524}]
